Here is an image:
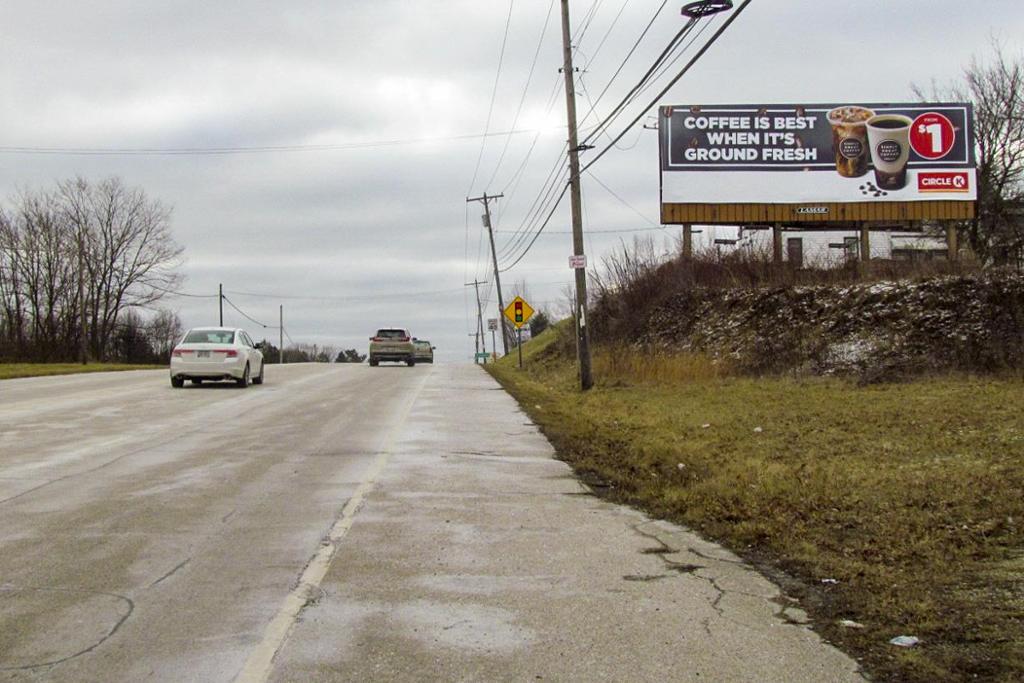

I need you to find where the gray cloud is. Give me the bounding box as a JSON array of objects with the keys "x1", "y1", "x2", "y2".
[{"x1": 2, "y1": 0, "x2": 1022, "y2": 361}]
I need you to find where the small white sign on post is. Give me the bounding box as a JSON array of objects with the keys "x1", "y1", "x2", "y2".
[
  {"x1": 569, "y1": 254, "x2": 587, "y2": 269},
  {"x1": 487, "y1": 318, "x2": 498, "y2": 331}
]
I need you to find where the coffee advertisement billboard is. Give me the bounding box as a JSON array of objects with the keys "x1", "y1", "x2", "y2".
[{"x1": 659, "y1": 103, "x2": 975, "y2": 208}]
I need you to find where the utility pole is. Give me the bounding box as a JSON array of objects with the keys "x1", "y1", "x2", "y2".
[
  {"x1": 77, "y1": 229, "x2": 87, "y2": 365},
  {"x1": 219, "y1": 283, "x2": 224, "y2": 326},
  {"x1": 464, "y1": 279, "x2": 488, "y2": 356},
  {"x1": 466, "y1": 193, "x2": 508, "y2": 355},
  {"x1": 279, "y1": 305, "x2": 284, "y2": 364},
  {"x1": 559, "y1": 0, "x2": 593, "y2": 390}
]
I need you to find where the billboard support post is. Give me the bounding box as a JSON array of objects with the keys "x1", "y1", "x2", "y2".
[
  {"x1": 682, "y1": 224, "x2": 693, "y2": 259},
  {"x1": 947, "y1": 225, "x2": 959, "y2": 263},
  {"x1": 860, "y1": 227, "x2": 871, "y2": 264},
  {"x1": 772, "y1": 223, "x2": 783, "y2": 264}
]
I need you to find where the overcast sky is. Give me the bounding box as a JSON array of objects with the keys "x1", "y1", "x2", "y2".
[{"x1": 2, "y1": 1, "x2": 1022, "y2": 361}]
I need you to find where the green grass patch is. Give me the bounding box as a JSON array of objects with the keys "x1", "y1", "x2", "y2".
[
  {"x1": 0, "y1": 363, "x2": 163, "y2": 380},
  {"x1": 489, "y1": 324, "x2": 1024, "y2": 682}
]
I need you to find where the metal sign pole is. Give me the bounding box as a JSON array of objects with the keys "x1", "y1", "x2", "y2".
[{"x1": 518, "y1": 328, "x2": 523, "y2": 369}]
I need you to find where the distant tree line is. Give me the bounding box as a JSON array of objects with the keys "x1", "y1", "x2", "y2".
[
  {"x1": 254, "y1": 341, "x2": 365, "y2": 364},
  {"x1": 0, "y1": 177, "x2": 183, "y2": 362}
]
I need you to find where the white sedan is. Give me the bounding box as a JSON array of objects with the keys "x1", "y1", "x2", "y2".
[{"x1": 170, "y1": 327, "x2": 265, "y2": 388}]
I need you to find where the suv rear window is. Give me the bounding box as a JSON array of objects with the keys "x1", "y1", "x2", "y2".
[
  {"x1": 184, "y1": 330, "x2": 235, "y2": 344},
  {"x1": 375, "y1": 329, "x2": 408, "y2": 339}
]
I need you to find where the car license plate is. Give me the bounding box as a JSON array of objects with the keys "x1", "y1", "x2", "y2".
[{"x1": 197, "y1": 351, "x2": 210, "y2": 358}]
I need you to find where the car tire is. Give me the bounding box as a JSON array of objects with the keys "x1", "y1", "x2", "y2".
[
  {"x1": 252, "y1": 362, "x2": 264, "y2": 385},
  {"x1": 406, "y1": 358, "x2": 416, "y2": 367},
  {"x1": 191, "y1": 378, "x2": 203, "y2": 386},
  {"x1": 171, "y1": 376, "x2": 184, "y2": 388},
  {"x1": 369, "y1": 359, "x2": 379, "y2": 367},
  {"x1": 236, "y1": 363, "x2": 250, "y2": 388}
]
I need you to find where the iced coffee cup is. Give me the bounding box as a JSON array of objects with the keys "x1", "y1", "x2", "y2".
[
  {"x1": 866, "y1": 114, "x2": 912, "y2": 190},
  {"x1": 827, "y1": 106, "x2": 874, "y2": 178}
]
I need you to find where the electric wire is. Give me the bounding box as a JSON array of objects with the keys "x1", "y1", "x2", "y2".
[
  {"x1": 148, "y1": 284, "x2": 220, "y2": 299},
  {"x1": 484, "y1": 0, "x2": 556, "y2": 191},
  {"x1": 580, "y1": 0, "x2": 752, "y2": 176},
  {"x1": 585, "y1": 170, "x2": 661, "y2": 227},
  {"x1": 466, "y1": 0, "x2": 516, "y2": 196},
  {"x1": 496, "y1": 138, "x2": 569, "y2": 259},
  {"x1": 498, "y1": 162, "x2": 569, "y2": 262},
  {"x1": 579, "y1": 17, "x2": 699, "y2": 146},
  {"x1": 1, "y1": 129, "x2": 540, "y2": 157},
  {"x1": 577, "y1": 0, "x2": 670, "y2": 128},
  {"x1": 578, "y1": 0, "x2": 630, "y2": 70},
  {"x1": 223, "y1": 286, "x2": 469, "y2": 303},
  {"x1": 221, "y1": 295, "x2": 278, "y2": 329},
  {"x1": 499, "y1": 181, "x2": 570, "y2": 272},
  {"x1": 572, "y1": 0, "x2": 605, "y2": 49}
]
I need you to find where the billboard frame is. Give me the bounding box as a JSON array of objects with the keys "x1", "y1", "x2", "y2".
[{"x1": 658, "y1": 102, "x2": 977, "y2": 226}]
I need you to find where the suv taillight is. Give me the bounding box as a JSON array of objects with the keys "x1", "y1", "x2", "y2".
[
  {"x1": 222, "y1": 349, "x2": 238, "y2": 358},
  {"x1": 399, "y1": 337, "x2": 410, "y2": 342}
]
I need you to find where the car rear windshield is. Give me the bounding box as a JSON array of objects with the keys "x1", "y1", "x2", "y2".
[
  {"x1": 376, "y1": 329, "x2": 407, "y2": 339},
  {"x1": 184, "y1": 330, "x2": 235, "y2": 344}
]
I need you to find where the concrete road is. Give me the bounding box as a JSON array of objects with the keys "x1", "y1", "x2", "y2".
[{"x1": 0, "y1": 364, "x2": 864, "y2": 682}]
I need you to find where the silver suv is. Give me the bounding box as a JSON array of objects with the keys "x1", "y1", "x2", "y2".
[{"x1": 368, "y1": 328, "x2": 415, "y2": 367}]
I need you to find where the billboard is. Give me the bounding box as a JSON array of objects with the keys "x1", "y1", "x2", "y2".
[{"x1": 659, "y1": 103, "x2": 976, "y2": 224}]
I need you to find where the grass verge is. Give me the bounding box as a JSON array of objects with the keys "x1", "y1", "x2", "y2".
[
  {"x1": 487, "y1": 325, "x2": 1024, "y2": 682},
  {"x1": 0, "y1": 363, "x2": 163, "y2": 380}
]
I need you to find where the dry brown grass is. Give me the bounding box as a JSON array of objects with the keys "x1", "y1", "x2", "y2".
[
  {"x1": 489, "y1": 326, "x2": 1024, "y2": 682},
  {"x1": 593, "y1": 346, "x2": 733, "y2": 384}
]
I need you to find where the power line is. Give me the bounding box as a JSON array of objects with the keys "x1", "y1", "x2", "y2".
[
  {"x1": 496, "y1": 140, "x2": 568, "y2": 259},
  {"x1": 495, "y1": 225, "x2": 663, "y2": 235},
  {"x1": 499, "y1": 181, "x2": 570, "y2": 272},
  {"x1": 0, "y1": 128, "x2": 540, "y2": 157},
  {"x1": 484, "y1": 0, "x2": 556, "y2": 191},
  {"x1": 577, "y1": 0, "x2": 670, "y2": 129},
  {"x1": 580, "y1": 17, "x2": 700, "y2": 146},
  {"x1": 149, "y1": 284, "x2": 220, "y2": 299},
  {"x1": 498, "y1": 164, "x2": 569, "y2": 262},
  {"x1": 466, "y1": 0, "x2": 516, "y2": 196},
  {"x1": 221, "y1": 295, "x2": 278, "y2": 330},
  {"x1": 572, "y1": 0, "x2": 605, "y2": 48},
  {"x1": 581, "y1": 0, "x2": 753, "y2": 175},
  {"x1": 222, "y1": 285, "x2": 468, "y2": 303},
  {"x1": 578, "y1": 0, "x2": 631, "y2": 69},
  {"x1": 585, "y1": 169, "x2": 660, "y2": 227}
]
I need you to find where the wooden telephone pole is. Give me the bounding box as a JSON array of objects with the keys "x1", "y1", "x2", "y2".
[
  {"x1": 467, "y1": 193, "x2": 509, "y2": 355},
  {"x1": 559, "y1": 0, "x2": 593, "y2": 390}
]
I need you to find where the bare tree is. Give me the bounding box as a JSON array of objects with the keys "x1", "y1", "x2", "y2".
[
  {"x1": 915, "y1": 41, "x2": 1024, "y2": 265},
  {"x1": 59, "y1": 177, "x2": 183, "y2": 360},
  {"x1": 148, "y1": 308, "x2": 184, "y2": 362}
]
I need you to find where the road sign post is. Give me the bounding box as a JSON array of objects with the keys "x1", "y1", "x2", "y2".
[
  {"x1": 517, "y1": 328, "x2": 523, "y2": 369},
  {"x1": 503, "y1": 297, "x2": 534, "y2": 370}
]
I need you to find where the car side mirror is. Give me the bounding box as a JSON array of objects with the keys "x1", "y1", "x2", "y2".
[{"x1": 432, "y1": 346, "x2": 436, "y2": 350}]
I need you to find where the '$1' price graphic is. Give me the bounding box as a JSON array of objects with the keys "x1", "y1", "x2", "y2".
[{"x1": 910, "y1": 112, "x2": 955, "y2": 160}]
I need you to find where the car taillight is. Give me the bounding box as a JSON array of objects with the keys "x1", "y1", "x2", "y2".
[
  {"x1": 372, "y1": 337, "x2": 382, "y2": 342},
  {"x1": 171, "y1": 348, "x2": 189, "y2": 357},
  {"x1": 399, "y1": 337, "x2": 410, "y2": 342},
  {"x1": 222, "y1": 349, "x2": 238, "y2": 357}
]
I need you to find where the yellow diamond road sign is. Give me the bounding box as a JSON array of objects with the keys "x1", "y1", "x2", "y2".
[{"x1": 503, "y1": 296, "x2": 534, "y2": 329}]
